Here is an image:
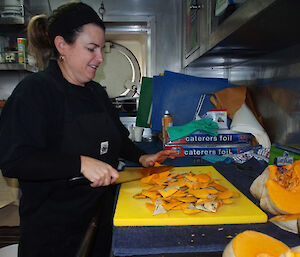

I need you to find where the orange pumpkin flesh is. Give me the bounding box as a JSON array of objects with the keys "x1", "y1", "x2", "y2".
[
  {"x1": 266, "y1": 163, "x2": 300, "y2": 214},
  {"x1": 223, "y1": 231, "x2": 289, "y2": 257}
]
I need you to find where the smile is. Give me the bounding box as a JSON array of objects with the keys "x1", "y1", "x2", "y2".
[{"x1": 89, "y1": 65, "x2": 98, "y2": 69}]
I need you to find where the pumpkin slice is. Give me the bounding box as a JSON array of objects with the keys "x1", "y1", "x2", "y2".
[
  {"x1": 183, "y1": 209, "x2": 201, "y2": 215},
  {"x1": 140, "y1": 175, "x2": 154, "y2": 184},
  {"x1": 269, "y1": 213, "x2": 300, "y2": 234},
  {"x1": 147, "y1": 185, "x2": 166, "y2": 191},
  {"x1": 218, "y1": 190, "x2": 233, "y2": 200},
  {"x1": 172, "y1": 202, "x2": 190, "y2": 210},
  {"x1": 158, "y1": 187, "x2": 179, "y2": 198},
  {"x1": 265, "y1": 165, "x2": 300, "y2": 214},
  {"x1": 145, "y1": 202, "x2": 155, "y2": 212},
  {"x1": 188, "y1": 189, "x2": 210, "y2": 199},
  {"x1": 223, "y1": 230, "x2": 289, "y2": 257},
  {"x1": 196, "y1": 173, "x2": 212, "y2": 183},
  {"x1": 172, "y1": 191, "x2": 187, "y2": 197},
  {"x1": 175, "y1": 196, "x2": 198, "y2": 203},
  {"x1": 185, "y1": 173, "x2": 198, "y2": 183},
  {"x1": 141, "y1": 190, "x2": 159, "y2": 199},
  {"x1": 168, "y1": 178, "x2": 186, "y2": 188},
  {"x1": 163, "y1": 201, "x2": 181, "y2": 211},
  {"x1": 209, "y1": 182, "x2": 227, "y2": 192},
  {"x1": 133, "y1": 193, "x2": 147, "y2": 199},
  {"x1": 222, "y1": 198, "x2": 233, "y2": 204},
  {"x1": 251, "y1": 162, "x2": 300, "y2": 215}
]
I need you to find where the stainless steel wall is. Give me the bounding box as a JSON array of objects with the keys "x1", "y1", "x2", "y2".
[
  {"x1": 229, "y1": 45, "x2": 300, "y2": 145},
  {"x1": 185, "y1": 44, "x2": 300, "y2": 145},
  {"x1": 26, "y1": 0, "x2": 183, "y2": 75}
]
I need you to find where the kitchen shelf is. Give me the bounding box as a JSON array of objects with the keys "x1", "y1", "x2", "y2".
[
  {"x1": 0, "y1": 3, "x2": 25, "y2": 25},
  {"x1": 0, "y1": 62, "x2": 37, "y2": 72}
]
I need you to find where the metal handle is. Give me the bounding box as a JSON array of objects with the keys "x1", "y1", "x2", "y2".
[{"x1": 190, "y1": 4, "x2": 204, "y2": 10}]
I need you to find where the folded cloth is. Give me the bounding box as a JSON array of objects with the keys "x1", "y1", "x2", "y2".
[
  {"x1": 201, "y1": 154, "x2": 232, "y2": 164},
  {"x1": 167, "y1": 118, "x2": 219, "y2": 141},
  {"x1": 210, "y1": 86, "x2": 246, "y2": 119}
]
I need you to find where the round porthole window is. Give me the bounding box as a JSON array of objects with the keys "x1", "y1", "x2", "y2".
[{"x1": 94, "y1": 41, "x2": 141, "y2": 99}]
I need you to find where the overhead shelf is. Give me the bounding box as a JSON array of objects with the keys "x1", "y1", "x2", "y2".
[
  {"x1": 185, "y1": 0, "x2": 300, "y2": 68},
  {"x1": 0, "y1": 63, "x2": 37, "y2": 72},
  {"x1": 0, "y1": 3, "x2": 25, "y2": 25}
]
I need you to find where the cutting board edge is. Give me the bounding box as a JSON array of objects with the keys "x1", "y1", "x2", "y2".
[{"x1": 114, "y1": 216, "x2": 268, "y2": 227}]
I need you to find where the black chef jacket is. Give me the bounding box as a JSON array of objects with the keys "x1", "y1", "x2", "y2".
[{"x1": 0, "y1": 60, "x2": 144, "y2": 257}]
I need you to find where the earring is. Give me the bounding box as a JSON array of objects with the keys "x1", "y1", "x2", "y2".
[{"x1": 59, "y1": 55, "x2": 65, "y2": 62}]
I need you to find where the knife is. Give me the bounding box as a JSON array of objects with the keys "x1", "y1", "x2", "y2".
[{"x1": 68, "y1": 165, "x2": 175, "y2": 186}]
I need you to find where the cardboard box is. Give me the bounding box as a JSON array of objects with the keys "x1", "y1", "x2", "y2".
[
  {"x1": 166, "y1": 129, "x2": 252, "y2": 145},
  {"x1": 164, "y1": 144, "x2": 252, "y2": 157}
]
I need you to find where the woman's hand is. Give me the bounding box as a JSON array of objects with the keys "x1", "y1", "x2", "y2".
[
  {"x1": 139, "y1": 150, "x2": 177, "y2": 167},
  {"x1": 80, "y1": 156, "x2": 119, "y2": 187}
]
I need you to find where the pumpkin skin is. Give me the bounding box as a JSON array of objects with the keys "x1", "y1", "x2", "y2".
[
  {"x1": 222, "y1": 230, "x2": 289, "y2": 257},
  {"x1": 269, "y1": 214, "x2": 300, "y2": 234},
  {"x1": 250, "y1": 161, "x2": 300, "y2": 215}
]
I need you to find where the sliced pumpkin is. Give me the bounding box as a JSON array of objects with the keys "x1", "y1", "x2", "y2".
[
  {"x1": 218, "y1": 190, "x2": 233, "y2": 200},
  {"x1": 222, "y1": 198, "x2": 233, "y2": 204},
  {"x1": 265, "y1": 165, "x2": 300, "y2": 214},
  {"x1": 223, "y1": 230, "x2": 289, "y2": 257},
  {"x1": 183, "y1": 209, "x2": 201, "y2": 215},
  {"x1": 175, "y1": 196, "x2": 198, "y2": 203},
  {"x1": 134, "y1": 168, "x2": 238, "y2": 216},
  {"x1": 269, "y1": 213, "x2": 300, "y2": 234},
  {"x1": 196, "y1": 173, "x2": 212, "y2": 183},
  {"x1": 189, "y1": 189, "x2": 210, "y2": 199},
  {"x1": 145, "y1": 202, "x2": 155, "y2": 212},
  {"x1": 251, "y1": 161, "x2": 300, "y2": 215},
  {"x1": 159, "y1": 187, "x2": 178, "y2": 198}
]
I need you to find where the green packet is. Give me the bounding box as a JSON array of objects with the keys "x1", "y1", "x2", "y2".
[{"x1": 269, "y1": 143, "x2": 300, "y2": 166}]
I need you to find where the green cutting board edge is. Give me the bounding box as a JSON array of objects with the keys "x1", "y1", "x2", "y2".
[{"x1": 114, "y1": 166, "x2": 267, "y2": 226}]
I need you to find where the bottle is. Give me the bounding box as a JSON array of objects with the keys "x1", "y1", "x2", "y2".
[
  {"x1": 17, "y1": 37, "x2": 26, "y2": 63},
  {"x1": 162, "y1": 110, "x2": 173, "y2": 144}
]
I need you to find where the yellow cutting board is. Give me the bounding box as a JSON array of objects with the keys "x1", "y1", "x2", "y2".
[{"x1": 114, "y1": 166, "x2": 267, "y2": 226}]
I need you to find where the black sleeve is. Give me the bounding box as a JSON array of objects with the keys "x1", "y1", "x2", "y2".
[
  {"x1": 0, "y1": 75, "x2": 81, "y2": 181},
  {"x1": 97, "y1": 85, "x2": 146, "y2": 163}
]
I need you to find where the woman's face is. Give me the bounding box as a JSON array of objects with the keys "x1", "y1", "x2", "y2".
[{"x1": 62, "y1": 23, "x2": 105, "y2": 86}]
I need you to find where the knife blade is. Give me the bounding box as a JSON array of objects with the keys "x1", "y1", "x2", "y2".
[{"x1": 68, "y1": 165, "x2": 175, "y2": 186}]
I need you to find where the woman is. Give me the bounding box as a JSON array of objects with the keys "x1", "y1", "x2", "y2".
[{"x1": 0, "y1": 2, "x2": 176, "y2": 257}]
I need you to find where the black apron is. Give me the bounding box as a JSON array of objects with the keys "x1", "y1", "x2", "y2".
[{"x1": 18, "y1": 82, "x2": 121, "y2": 257}]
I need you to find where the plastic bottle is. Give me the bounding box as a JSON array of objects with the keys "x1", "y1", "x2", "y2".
[{"x1": 162, "y1": 110, "x2": 173, "y2": 144}]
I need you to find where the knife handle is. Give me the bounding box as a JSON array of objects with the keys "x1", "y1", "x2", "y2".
[{"x1": 68, "y1": 176, "x2": 91, "y2": 186}]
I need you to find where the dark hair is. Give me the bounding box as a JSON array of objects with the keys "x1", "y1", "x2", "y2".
[{"x1": 27, "y1": 1, "x2": 105, "y2": 70}]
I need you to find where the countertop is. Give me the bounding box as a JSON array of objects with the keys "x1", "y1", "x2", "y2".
[{"x1": 112, "y1": 139, "x2": 300, "y2": 257}]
